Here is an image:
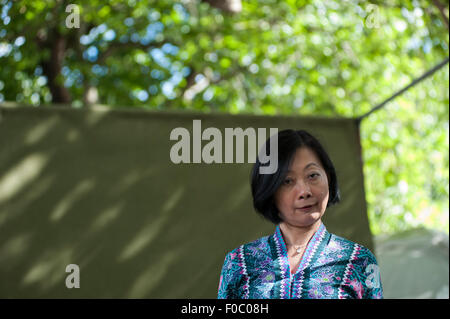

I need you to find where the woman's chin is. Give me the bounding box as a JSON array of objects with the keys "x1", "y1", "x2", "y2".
[
  {"x1": 297, "y1": 209, "x2": 321, "y2": 219},
  {"x1": 304, "y1": 214, "x2": 321, "y2": 224},
  {"x1": 287, "y1": 213, "x2": 322, "y2": 227}
]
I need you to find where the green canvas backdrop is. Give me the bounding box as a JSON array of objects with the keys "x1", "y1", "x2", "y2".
[{"x1": 0, "y1": 104, "x2": 373, "y2": 298}]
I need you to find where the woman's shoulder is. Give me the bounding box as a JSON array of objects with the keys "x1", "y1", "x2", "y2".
[
  {"x1": 328, "y1": 232, "x2": 379, "y2": 263},
  {"x1": 225, "y1": 234, "x2": 272, "y2": 258},
  {"x1": 328, "y1": 232, "x2": 383, "y2": 297}
]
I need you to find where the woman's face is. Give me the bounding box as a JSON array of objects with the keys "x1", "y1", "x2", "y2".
[{"x1": 274, "y1": 147, "x2": 329, "y2": 227}]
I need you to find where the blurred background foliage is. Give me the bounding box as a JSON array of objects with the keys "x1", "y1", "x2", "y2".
[{"x1": 0, "y1": 0, "x2": 448, "y2": 236}]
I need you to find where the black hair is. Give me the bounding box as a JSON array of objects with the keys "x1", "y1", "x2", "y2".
[{"x1": 250, "y1": 129, "x2": 340, "y2": 224}]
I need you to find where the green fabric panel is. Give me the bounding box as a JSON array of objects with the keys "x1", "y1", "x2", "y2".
[{"x1": 0, "y1": 104, "x2": 373, "y2": 298}]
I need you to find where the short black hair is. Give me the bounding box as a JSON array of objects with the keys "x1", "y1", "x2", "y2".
[{"x1": 250, "y1": 129, "x2": 340, "y2": 224}]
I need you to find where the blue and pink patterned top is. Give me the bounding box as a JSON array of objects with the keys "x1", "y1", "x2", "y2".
[{"x1": 218, "y1": 223, "x2": 383, "y2": 299}]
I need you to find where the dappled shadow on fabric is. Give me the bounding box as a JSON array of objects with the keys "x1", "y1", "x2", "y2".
[{"x1": 0, "y1": 106, "x2": 373, "y2": 298}]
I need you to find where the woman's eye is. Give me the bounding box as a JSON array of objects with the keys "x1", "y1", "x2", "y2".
[
  {"x1": 283, "y1": 178, "x2": 293, "y2": 185},
  {"x1": 309, "y1": 173, "x2": 320, "y2": 179}
]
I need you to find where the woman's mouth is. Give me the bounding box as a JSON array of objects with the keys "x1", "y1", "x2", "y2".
[{"x1": 298, "y1": 204, "x2": 316, "y2": 212}]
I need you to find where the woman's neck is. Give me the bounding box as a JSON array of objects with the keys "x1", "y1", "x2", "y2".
[{"x1": 279, "y1": 219, "x2": 322, "y2": 247}]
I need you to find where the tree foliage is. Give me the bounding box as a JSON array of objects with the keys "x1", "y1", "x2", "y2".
[{"x1": 0, "y1": 0, "x2": 448, "y2": 235}]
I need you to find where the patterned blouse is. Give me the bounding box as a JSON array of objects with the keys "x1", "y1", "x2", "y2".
[{"x1": 218, "y1": 223, "x2": 383, "y2": 299}]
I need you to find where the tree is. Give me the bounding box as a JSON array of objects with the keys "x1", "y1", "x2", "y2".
[{"x1": 0, "y1": 0, "x2": 448, "y2": 234}]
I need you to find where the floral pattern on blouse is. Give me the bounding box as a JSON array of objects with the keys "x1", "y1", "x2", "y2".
[{"x1": 218, "y1": 223, "x2": 383, "y2": 299}]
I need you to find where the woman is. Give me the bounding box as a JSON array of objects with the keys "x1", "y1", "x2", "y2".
[{"x1": 217, "y1": 129, "x2": 383, "y2": 299}]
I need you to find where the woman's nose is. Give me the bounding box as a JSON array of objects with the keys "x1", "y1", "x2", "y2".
[{"x1": 296, "y1": 180, "x2": 312, "y2": 199}]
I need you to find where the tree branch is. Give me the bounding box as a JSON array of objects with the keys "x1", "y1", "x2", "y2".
[
  {"x1": 432, "y1": 0, "x2": 449, "y2": 30},
  {"x1": 182, "y1": 64, "x2": 248, "y2": 100},
  {"x1": 96, "y1": 39, "x2": 171, "y2": 65},
  {"x1": 40, "y1": 29, "x2": 71, "y2": 104},
  {"x1": 202, "y1": 0, "x2": 242, "y2": 14}
]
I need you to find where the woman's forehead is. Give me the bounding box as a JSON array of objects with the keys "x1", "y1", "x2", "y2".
[{"x1": 288, "y1": 148, "x2": 323, "y2": 171}]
